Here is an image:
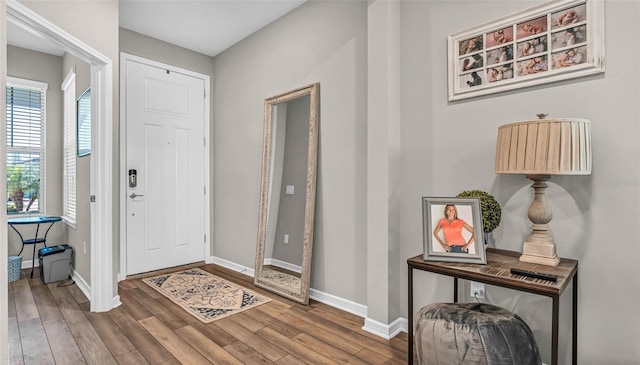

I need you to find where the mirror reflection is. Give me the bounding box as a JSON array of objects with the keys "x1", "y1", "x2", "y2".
[
  {"x1": 254, "y1": 83, "x2": 319, "y2": 304},
  {"x1": 77, "y1": 87, "x2": 91, "y2": 157}
]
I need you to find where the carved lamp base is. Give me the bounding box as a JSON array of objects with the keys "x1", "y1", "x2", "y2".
[
  {"x1": 519, "y1": 174, "x2": 560, "y2": 267},
  {"x1": 520, "y1": 240, "x2": 560, "y2": 266}
]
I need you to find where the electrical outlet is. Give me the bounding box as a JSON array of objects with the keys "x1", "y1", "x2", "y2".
[
  {"x1": 284, "y1": 234, "x2": 289, "y2": 244},
  {"x1": 470, "y1": 281, "x2": 485, "y2": 299},
  {"x1": 83, "y1": 241, "x2": 87, "y2": 255}
]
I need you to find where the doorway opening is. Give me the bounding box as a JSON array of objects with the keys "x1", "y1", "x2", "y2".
[
  {"x1": 119, "y1": 53, "x2": 211, "y2": 279},
  {"x1": 3, "y1": 1, "x2": 114, "y2": 312}
]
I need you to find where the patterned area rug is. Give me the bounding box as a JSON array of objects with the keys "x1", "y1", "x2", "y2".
[{"x1": 142, "y1": 268, "x2": 270, "y2": 323}]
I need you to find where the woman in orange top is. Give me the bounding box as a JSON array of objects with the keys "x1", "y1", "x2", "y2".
[{"x1": 433, "y1": 205, "x2": 475, "y2": 253}]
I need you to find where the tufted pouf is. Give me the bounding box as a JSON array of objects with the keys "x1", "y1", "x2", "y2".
[{"x1": 414, "y1": 302, "x2": 541, "y2": 365}]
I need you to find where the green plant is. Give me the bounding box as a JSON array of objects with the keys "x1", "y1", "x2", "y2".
[
  {"x1": 457, "y1": 190, "x2": 501, "y2": 233},
  {"x1": 6, "y1": 164, "x2": 39, "y2": 213}
]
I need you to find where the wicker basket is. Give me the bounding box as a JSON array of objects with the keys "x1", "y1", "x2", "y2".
[{"x1": 8, "y1": 256, "x2": 22, "y2": 282}]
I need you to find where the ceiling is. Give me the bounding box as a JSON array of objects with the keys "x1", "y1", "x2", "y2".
[
  {"x1": 119, "y1": 0, "x2": 306, "y2": 57},
  {"x1": 7, "y1": 0, "x2": 306, "y2": 58},
  {"x1": 7, "y1": 20, "x2": 66, "y2": 56}
]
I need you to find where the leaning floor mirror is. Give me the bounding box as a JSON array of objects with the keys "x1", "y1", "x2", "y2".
[{"x1": 254, "y1": 83, "x2": 320, "y2": 304}]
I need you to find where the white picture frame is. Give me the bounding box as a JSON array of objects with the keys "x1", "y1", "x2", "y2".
[{"x1": 448, "y1": 0, "x2": 604, "y2": 101}]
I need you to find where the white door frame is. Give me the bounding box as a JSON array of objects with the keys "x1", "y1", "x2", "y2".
[
  {"x1": 3, "y1": 0, "x2": 114, "y2": 312},
  {"x1": 119, "y1": 52, "x2": 211, "y2": 280},
  {"x1": 1, "y1": 2, "x2": 8, "y2": 361}
]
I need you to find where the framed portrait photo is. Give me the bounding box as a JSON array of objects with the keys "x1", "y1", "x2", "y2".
[
  {"x1": 447, "y1": 0, "x2": 604, "y2": 101},
  {"x1": 422, "y1": 197, "x2": 486, "y2": 264}
]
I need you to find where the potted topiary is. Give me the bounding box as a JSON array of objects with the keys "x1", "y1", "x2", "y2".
[{"x1": 457, "y1": 190, "x2": 501, "y2": 244}]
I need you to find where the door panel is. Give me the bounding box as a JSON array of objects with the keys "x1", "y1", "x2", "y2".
[{"x1": 125, "y1": 59, "x2": 205, "y2": 275}]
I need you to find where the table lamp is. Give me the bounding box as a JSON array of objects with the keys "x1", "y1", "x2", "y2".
[{"x1": 495, "y1": 114, "x2": 591, "y2": 266}]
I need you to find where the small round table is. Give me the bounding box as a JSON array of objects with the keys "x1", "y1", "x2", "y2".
[{"x1": 8, "y1": 216, "x2": 62, "y2": 278}]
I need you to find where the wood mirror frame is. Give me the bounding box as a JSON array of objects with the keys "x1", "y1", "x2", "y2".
[{"x1": 254, "y1": 83, "x2": 319, "y2": 304}]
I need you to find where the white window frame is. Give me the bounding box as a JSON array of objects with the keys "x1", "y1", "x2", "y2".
[
  {"x1": 6, "y1": 76, "x2": 47, "y2": 216},
  {"x1": 62, "y1": 68, "x2": 76, "y2": 227}
]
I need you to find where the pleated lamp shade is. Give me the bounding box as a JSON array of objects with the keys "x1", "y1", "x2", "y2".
[
  {"x1": 495, "y1": 118, "x2": 591, "y2": 176},
  {"x1": 495, "y1": 116, "x2": 592, "y2": 266}
]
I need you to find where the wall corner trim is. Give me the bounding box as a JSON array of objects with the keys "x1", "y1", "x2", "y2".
[{"x1": 362, "y1": 316, "x2": 407, "y2": 340}]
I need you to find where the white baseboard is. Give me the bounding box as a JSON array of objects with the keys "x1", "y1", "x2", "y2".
[
  {"x1": 21, "y1": 259, "x2": 38, "y2": 269},
  {"x1": 208, "y1": 255, "x2": 406, "y2": 340},
  {"x1": 71, "y1": 267, "x2": 121, "y2": 310},
  {"x1": 71, "y1": 267, "x2": 91, "y2": 300},
  {"x1": 263, "y1": 258, "x2": 302, "y2": 273},
  {"x1": 210, "y1": 256, "x2": 368, "y2": 321},
  {"x1": 112, "y1": 295, "x2": 122, "y2": 309},
  {"x1": 210, "y1": 255, "x2": 254, "y2": 277},
  {"x1": 309, "y1": 288, "x2": 368, "y2": 318},
  {"x1": 23, "y1": 257, "x2": 120, "y2": 311},
  {"x1": 117, "y1": 272, "x2": 126, "y2": 282},
  {"x1": 362, "y1": 317, "x2": 407, "y2": 339}
]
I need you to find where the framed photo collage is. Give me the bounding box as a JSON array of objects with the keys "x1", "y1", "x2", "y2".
[{"x1": 448, "y1": 0, "x2": 604, "y2": 101}]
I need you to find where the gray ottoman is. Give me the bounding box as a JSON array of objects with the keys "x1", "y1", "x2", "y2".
[{"x1": 414, "y1": 303, "x2": 541, "y2": 365}]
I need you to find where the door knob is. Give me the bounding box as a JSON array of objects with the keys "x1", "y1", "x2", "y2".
[{"x1": 129, "y1": 192, "x2": 144, "y2": 199}]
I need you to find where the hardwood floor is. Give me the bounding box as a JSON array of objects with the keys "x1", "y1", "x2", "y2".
[{"x1": 8, "y1": 263, "x2": 413, "y2": 364}]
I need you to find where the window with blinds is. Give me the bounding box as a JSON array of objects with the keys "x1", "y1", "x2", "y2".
[
  {"x1": 6, "y1": 78, "x2": 47, "y2": 215},
  {"x1": 62, "y1": 69, "x2": 77, "y2": 225}
]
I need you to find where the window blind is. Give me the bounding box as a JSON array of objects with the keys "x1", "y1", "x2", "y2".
[
  {"x1": 62, "y1": 70, "x2": 77, "y2": 223},
  {"x1": 6, "y1": 88, "x2": 43, "y2": 149},
  {"x1": 6, "y1": 78, "x2": 47, "y2": 214}
]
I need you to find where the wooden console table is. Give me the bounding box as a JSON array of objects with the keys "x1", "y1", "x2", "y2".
[{"x1": 407, "y1": 248, "x2": 578, "y2": 365}]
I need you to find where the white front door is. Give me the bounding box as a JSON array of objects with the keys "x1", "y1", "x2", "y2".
[{"x1": 124, "y1": 59, "x2": 206, "y2": 275}]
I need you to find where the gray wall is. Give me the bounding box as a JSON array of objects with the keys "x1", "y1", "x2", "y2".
[
  {"x1": 397, "y1": 1, "x2": 639, "y2": 364},
  {"x1": 119, "y1": 28, "x2": 215, "y2": 84},
  {"x1": 212, "y1": 0, "x2": 640, "y2": 363},
  {"x1": 212, "y1": 0, "x2": 368, "y2": 303},
  {"x1": 9, "y1": 1, "x2": 640, "y2": 363},
  {"x1": 61, "y1": 53, "x2": 91, "y2": 282},
  {"x1": 6, "y1": 45, "x2": 64, "y2": 258}
]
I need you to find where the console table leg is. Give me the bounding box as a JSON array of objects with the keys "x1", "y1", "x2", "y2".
[
  {"x1": 573, "y1": 272, "x2": 578, "y2": 365},
  {"x1": 408, "y1": 266, "x2": 414, "y2": 365},
  {"x1": 552, "y1": 295, "x2": 559, "y2": 365},
  {"x1": 453, "y1": 277, "x2": 458, "y2": 302}
]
